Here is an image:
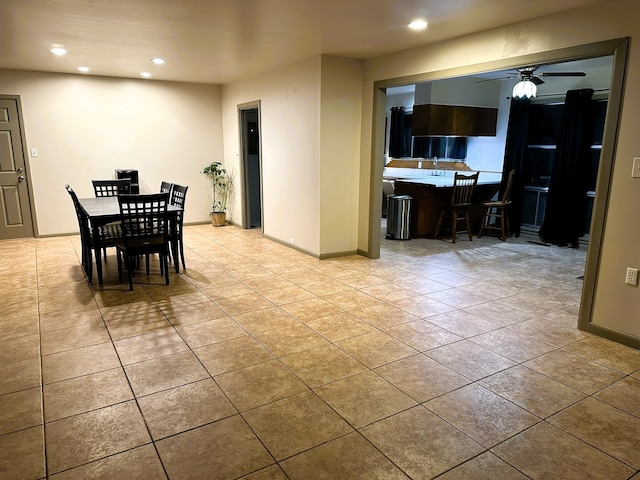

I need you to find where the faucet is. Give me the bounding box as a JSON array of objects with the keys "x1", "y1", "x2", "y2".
[{"x1": 432, "y1": 157, "x2": 439, "y2": 176}]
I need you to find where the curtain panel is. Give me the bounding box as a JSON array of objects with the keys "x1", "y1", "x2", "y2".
[
  {"x1": 538, "y1": 88, "x2": 595, "y2": 247},
  {"x1": 502, "y1": 97, "x2": 531, "y2": 236},
  {"x1": 389, "y1": 107, "x2": 408, "y2": 158}
]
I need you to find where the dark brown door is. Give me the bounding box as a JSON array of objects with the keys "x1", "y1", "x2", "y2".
[{"x1": 0, "y1": 97, "x2": 34, "y2": 239}]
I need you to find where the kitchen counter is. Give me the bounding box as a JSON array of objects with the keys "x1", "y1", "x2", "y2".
[{"x1": 383, "y1": 168, "x2": 502, "y2": 188}]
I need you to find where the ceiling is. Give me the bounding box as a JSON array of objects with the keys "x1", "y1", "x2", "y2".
[{"x1": 0, "y1": 0, "x2": 607, "y2": 85}]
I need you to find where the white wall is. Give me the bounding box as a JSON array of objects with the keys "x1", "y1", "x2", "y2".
[
  {"x1": 532, "y1": 63, "x2": 614, "y2": 98},
  {"x1": 0, "y1": 70, "x2": 222, "y2": 235},
  {"x1": 358, "y1": 0, "x2": 640, "y2": 340},
  {"x1": 386, "y1": 92, "x2": 415, "y2": 112},
  {"x1": 221, "y1": 57, "x2": 322, "y2": 254},
  {"x1": 429, "y1": 77, "x2": 501, "y2": 108},
  {"x1": 465, "y1": 80, "x2": 512, "y2": 172}
]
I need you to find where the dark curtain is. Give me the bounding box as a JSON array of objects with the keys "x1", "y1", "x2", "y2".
[
  {"x1": 429, "y1": 137, "x2": 446, "y2": 158},
  {"x1": 502, "y1": 97, "x2": 531, "y2": 236},
  {"x1": 404, "y1": 114, "x2": 413, "y2": 156},
  {"x1": 412, "y1": 137, "x2": 429, "y2": 158},
  {"x1": 538, "y1": 88, "x2": 595, "y2": 247},
  {"x1": 389, "y1": 107, "x2": 408, "y2": 158},
  {"x1": 448, "y1": 137, "x2": 467, "y2": 159}
]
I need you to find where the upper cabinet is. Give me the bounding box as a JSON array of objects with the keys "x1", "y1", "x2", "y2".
[{"x1": 411, "y1": 104, "x2": 498, "y2": 137}]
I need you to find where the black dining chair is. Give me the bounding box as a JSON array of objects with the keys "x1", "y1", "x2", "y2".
[
  {"x1": 160, "y1": 181, "x2": 173, "y2": 195},
  {"x1": 91, "y1": 179, "x2": 131, "y2": 260},
  {"x1": 115, "y1": 193, "x2": 170, "y2": 290},
  {"x1": 65, "y1": 185, "x2": 92, "y2": 280},
  {"x1": 169, "y1": 184, "x2": 188, "y2": 270},
  {"x1": 92, "y1": 179, "x2": 131, "y2": 197},
  {"x1": 434, "y1": 172, "x2": 479, "y2": 243},
  {"x1": 65, "y1": 184, "x2": 122, "y2": 283}
]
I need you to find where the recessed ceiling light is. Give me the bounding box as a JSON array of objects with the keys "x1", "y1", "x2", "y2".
[
  {"x1": 151, "y1": 58, "x2": 166, "y2": 65},
  {"x1": 140, "y1": 72, "x2": 152, "y2": 78},
  {"x1": 77, "y1": 66, "x2": 90, "y2": 73},
  {"x1": 408, "y1": 19, "x2": 428, "y2": 30},
  {"x1": 50, "y1": 46, "x2": 67, "y2": 56}
]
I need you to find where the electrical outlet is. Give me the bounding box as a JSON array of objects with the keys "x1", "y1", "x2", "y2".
[
  {"x1": 626, "y1": 267, "x2": 639, "y2": 286},
  {"x1": 289, "y1": 238, "x2": 295, "y2": 245},
  {"x1": 633, "y1": 158, "x2": 640, "y2": 178}
]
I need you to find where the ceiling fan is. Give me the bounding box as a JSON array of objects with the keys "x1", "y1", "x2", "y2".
[
  {"x1": 475, "y1": 65, "x2": 586, "y2": 85},
  {"x1": 508, "y1": 65, "x2": 586, "y2": 98}
]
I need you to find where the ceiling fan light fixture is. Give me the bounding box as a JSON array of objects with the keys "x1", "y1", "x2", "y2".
[{"x1": 512, "y1": 79, "x2": 537, "y2": 99}]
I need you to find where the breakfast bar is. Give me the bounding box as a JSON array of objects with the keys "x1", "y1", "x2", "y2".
[{"x1": 384, "y1": 168, "x2": 501, "y2": 238}]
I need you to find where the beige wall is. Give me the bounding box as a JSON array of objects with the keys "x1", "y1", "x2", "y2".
[
  {"x1": 221, "y1": 55, "x2": 363, "y2": 257},
  {"x1": 221, "y1": 56, "x2": 322, "y2": 254},
  {"x1": 319, "y1": 56, "x2": 363, "y2": 256},
  {"x1": 0, "y1": 69, "x2": 222, "y2": 235},
  {"x1": 358, "y1": 0, "x2": 640, "y2": 340}
]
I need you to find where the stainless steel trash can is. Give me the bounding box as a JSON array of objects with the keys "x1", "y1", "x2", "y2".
[{"x1": 386, "y1": 195, "x2": 412, "y2": 240}]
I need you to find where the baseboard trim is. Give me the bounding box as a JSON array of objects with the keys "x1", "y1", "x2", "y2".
[
  {"x1": 262, "y1": 233, "x2": 318, "y2": 258},
  {"x1": 318, "y1": 250, "x2": 358, "y2": 260},
  {"x1": 581, "y1": 323, "x2": 640, "y2": 350}
]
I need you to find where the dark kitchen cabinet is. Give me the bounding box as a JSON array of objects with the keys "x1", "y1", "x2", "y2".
[{"x1": 412, "y1": 104, "x2": 498, "y2": 137}]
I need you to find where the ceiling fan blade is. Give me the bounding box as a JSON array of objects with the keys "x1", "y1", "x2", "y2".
[
  {"x1": 531, "y1": 77, "x2": 545, "y2": 85},
  {"x1": 540, "y1": 71, "x2": 586, "y2": 77}
]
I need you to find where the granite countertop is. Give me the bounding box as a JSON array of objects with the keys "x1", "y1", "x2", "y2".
[{"x1": 383, "y1": 168, "x2": 502, "y2": 187}]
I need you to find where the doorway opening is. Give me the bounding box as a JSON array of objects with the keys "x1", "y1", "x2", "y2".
[
  {"x1": 370, "y1": 38, "x2": 629, "y2": 341},
  {"x1": 239, "y1": 102, "x2": 262, "y2": 229}
]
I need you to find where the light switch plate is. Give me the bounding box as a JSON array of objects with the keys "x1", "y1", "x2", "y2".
[{"x1": 633, "y1": 157, "x2": 640, "y2": 178}]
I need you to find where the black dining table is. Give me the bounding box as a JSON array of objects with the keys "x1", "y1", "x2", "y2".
[{"x1": 78, "y1": 196, "x2": 183, "y2": 286}]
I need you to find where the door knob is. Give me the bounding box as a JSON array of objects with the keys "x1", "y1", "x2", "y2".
[
  {"x1": 17, "y1": 167, "x2": 23, "y2": 174},
  {"x1": 18, "y1": 175, "x2": 24, "y2": 183}
]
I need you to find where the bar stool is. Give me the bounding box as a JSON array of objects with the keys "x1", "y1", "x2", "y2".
[
  {"x1": 434, "y1": 172, "x2": 479, "y2": 243},
  {"x1": 478, "y1": 169, "x2": 515, "y2": 241}
]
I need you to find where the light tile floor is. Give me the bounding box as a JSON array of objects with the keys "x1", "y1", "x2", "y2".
[{"x1": 1, "y1": 224, "x2": 640, "y2": 479}]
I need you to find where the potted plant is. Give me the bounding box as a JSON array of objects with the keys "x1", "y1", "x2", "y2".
[{"x1": 202, "y1": 161, "x2": 233, "y2": 226}]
